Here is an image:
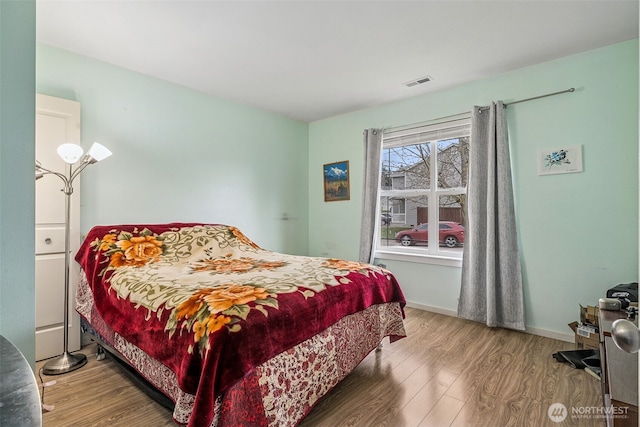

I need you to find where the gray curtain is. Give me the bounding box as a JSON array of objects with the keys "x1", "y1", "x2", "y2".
[
  {"x1": 457, "y1": 102, "x2": 525, "y2": 330},
  {"x1": 359, "y1": 129, "x2": 382, "y2": 263}
]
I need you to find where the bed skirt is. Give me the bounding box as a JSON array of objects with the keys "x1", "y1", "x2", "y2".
[{"x1": 77, "y1": 272, "x2": 406, "y2": 426}]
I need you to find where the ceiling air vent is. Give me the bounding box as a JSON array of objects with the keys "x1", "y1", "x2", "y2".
[{"x1": 404, "y1": 76, "x2": 433, "y2": 88}]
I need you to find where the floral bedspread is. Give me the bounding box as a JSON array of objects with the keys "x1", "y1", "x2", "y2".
[{"x1": 75, "y1": 223, "x2": 406, "y2": 427}]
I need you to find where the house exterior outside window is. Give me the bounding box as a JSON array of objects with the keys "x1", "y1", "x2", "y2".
[{"x1": 376, "y1": 116, "x2": 470, "y2": 264}]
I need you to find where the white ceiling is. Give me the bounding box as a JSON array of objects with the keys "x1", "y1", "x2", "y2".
[{"x1": 36, "y1": 0, "x2": 639, "y2": 123}]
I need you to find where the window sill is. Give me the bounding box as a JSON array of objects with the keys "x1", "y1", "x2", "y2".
[{"x1": 374, "y1": 249, "x2": 463, "y2": 268}]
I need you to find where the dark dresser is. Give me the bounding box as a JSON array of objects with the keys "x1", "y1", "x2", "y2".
[{"x1": 599, "y1": 310, "x2": 639, "y2": 427}]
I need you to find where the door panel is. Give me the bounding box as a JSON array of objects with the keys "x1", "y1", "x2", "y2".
[
  {"x1": 35, "y1": 255, "x2": 65, "y2": 328},
  {"x1": 35, "y1": 115, "x2": 67, "y2": 223},
  {"x1": 35, "y1": 94, "x2": 82, "y2": 361}
]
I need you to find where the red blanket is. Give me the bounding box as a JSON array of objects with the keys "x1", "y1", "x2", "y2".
[{"x1": 76, "y1": 223, "x2": 406, "y2": 426}]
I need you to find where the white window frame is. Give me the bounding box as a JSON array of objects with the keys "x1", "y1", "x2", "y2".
[{"x1": 374, "y1": 115, "x2": 470, "y2": 267}]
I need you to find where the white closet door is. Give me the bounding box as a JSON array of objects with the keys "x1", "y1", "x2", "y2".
[{"x1": 35, "y1": 94, "x2": 82, "y2": 361}]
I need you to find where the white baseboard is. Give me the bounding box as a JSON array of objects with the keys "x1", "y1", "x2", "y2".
[
  {"x1": 404, "y1": 301, "x2": 574, "y2": 343},
  {"x1": 405, "y1": 301, "x2": 457, "y2": 317},
  {"x1": 524, "y1": 326, "x2": 574, "y2": 343}
]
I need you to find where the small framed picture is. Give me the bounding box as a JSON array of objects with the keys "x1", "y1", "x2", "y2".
[
  {"x1": 323, "y1": 160, "x2": 350, "y2": 202},
  {"x1": 538, "y1": 145, "x2": 583, "y2": 175}
]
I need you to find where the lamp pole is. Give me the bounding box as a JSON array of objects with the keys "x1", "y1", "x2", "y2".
[{"x1": 36, "y1": 142, "x2": 111, "y2": 375}]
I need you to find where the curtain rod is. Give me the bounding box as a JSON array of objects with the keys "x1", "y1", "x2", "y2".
[
  {"x1": 385, "y1": 87, "x2": 575, "y2": 134},
  {"x1": 505, "y1": 87, "x2": 575, "y2": 106}
]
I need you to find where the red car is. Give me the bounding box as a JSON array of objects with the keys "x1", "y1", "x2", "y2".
[{"x1": 395, "y1": 221, "x2": 465, "y2": 247}]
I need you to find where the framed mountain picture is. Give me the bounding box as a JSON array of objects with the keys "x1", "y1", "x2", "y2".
[{"x1": 323, "y1": 160, "x2": 350, "y2": 202}]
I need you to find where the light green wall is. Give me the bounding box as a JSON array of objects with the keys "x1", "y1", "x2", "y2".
[
  {"x1": 0, "y1": 0, "x2": 36, "y2": 362},
  {"x1": 36, "y1": 44, "x2": 309, "y2": 255},
  {"x1": 14, "y1": 34, "x2": 639, "y2": 355},
  {"x1": 308, "y1": 39, "x2": 639, "y2": 337}
]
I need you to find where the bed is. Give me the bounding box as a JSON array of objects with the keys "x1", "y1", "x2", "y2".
[{"x1": 74, "y1": 223, "x2": 407, "y2": 426}]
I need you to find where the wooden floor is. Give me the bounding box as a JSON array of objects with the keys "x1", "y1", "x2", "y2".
[{"x1": 38, "y1": 308, "x2": 604, "y2": 426}]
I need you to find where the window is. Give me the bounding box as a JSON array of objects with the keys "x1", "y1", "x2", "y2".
[{"x1": 376, "y1": 116, "x2": 470, "y2": 263}]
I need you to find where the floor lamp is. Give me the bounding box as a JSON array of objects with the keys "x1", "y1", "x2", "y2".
[{"x1": 36, "y1": 142, "x2": 112, "y2": 375}]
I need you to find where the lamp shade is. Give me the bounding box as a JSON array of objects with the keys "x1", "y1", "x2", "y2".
[
  {"x1": 86, "y1": 142, "x2": 112, "y2": 163},
  {"x1": 57, "y1": 143, "x2": 84, "y2": 164}
]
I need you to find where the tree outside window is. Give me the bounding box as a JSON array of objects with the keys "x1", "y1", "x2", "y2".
[{"x1": 377, "y1": 120, "x2": 469, "y2": 259}]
